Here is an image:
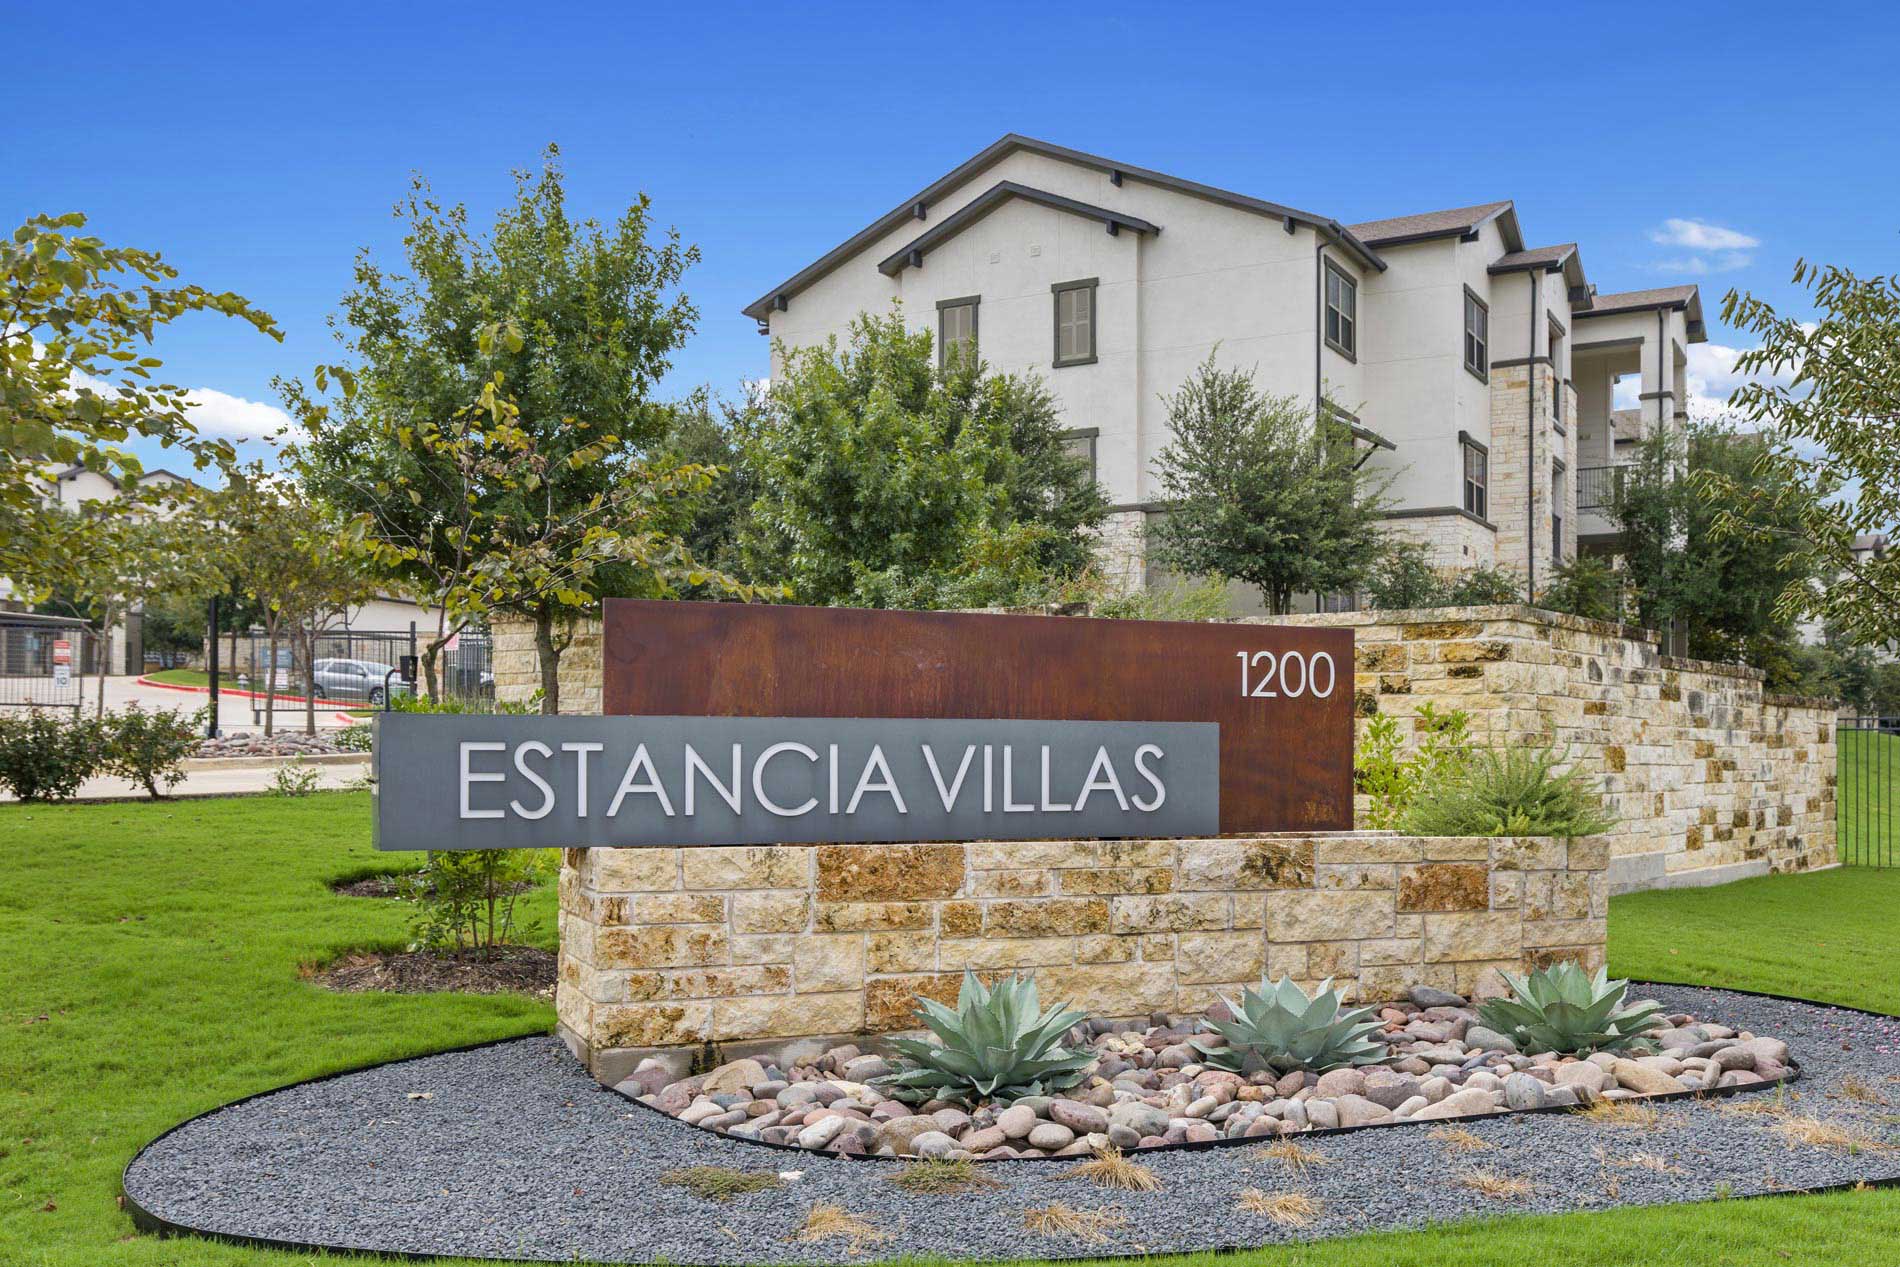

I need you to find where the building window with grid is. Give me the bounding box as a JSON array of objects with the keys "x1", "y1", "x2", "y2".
[
  {"x1": 1059, "y1": 427, "x2": 1099, "y2": 485},
  {"x1": 1464, "y1": 288, "x2": 1489, "y2": 381},
  {"x1": 1052, "y1": 279, "x2": 1097, "y2": 367},
  {"x1": 937, "y1": 296, "x2": 978, "y2": 369},
  {"x1": 1324, "y1": 261, "x2": 1357, "y2": 359},
  {"x1": 1461, "y1": 433, "x2": 1489, "y2": 520}
]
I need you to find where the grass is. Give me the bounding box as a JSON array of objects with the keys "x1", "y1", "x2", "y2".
[
  {"x1": 1253, "y1": 1139, "x2": 1333, "y2": 1174},
  {"x1": 1059, "y1": 1148, "x2": 1163, "y2": 1191},
  {"x1": 658, "y1": 1165, "x2": 785, "y2": 1202},
  {"x1": 792, "y1": 1203, "x2": 888, "y2": 1252},
  {"x1": 1427, "y1": 1127, "x2": 1494, "y2": 1153},
  {"x1": 1237, "y1": 1190, "x2": 1322, "y2": 1227},
  {"x1": 5, "y1": 793, "x2": 1900, "y2": 1265},
  {"x1": 888, "y1": 1159, "x2": 1003, "y2": 1195},
  {"x1": 1022, "y1": 1203, "x2": 1130, "y2": 1243}
]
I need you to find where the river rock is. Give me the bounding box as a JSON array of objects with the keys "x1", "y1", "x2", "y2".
[{"x1": 1611, "y1": 1059, "x2": 1689, "y2": 1095}]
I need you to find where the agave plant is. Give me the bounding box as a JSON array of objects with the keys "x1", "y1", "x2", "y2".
[
  {"x1": 1191, "y1": 976, "x2": 1387, "y2": 1074},
  {"x1": 1476, "y1": 961, "x2": 1665, "y2": 1055},
  {"x1": 874, "y1": 971, "x2": 1095, "y2": 1106}
]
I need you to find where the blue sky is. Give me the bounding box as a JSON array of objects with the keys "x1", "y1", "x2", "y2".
[{"x1": 8, "y1": 1, "x2": 1895, "y2": 475}]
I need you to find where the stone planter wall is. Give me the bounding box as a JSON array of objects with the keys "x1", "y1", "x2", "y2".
[
  {"x1": 1275, "y1": 606, "x2": 1838, "y2": 891},
  {"x1": 555, "y1": 832, "x2": 1609, "y2": 1084}
]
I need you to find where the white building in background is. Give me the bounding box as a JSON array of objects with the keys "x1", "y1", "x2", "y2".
[{"x1": 744, "y1": 134, "x2": 1705, "y2": 609}]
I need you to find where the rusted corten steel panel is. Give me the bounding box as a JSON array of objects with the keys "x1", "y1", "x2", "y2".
[{"x1": 602, "y1": 599, "x2": 1354, "y2": 833}]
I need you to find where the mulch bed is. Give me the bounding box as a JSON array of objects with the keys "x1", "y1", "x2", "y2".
[
  {"x1": 329, "y1": 874, "x2": 410, "y2": 898},
  {"x1": 304, "y1": 946, "x2": 556, "y2": 998}
]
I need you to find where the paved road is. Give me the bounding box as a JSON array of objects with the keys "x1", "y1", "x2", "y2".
[{"x1": 89, "y1": 675, "x2": 360, "y2": 731}]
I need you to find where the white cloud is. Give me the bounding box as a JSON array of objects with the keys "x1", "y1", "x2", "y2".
[
  {"x1": 1648, "y1": 218, "x2": 1759, "y2": 276},
  {"x1": 1609, "y1": 331, "x2": 1806, "y2": 418},
  {"x1": 1650, "y1": 218, "x2": 1761, "y2": 252},
  {"x1": 180, "y1": 387, "x2": 294, "y2": 443}
]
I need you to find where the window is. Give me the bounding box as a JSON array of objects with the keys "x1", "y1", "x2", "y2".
[
  {"x1": 937, "y1": 296, "x2": 978, "y2": 368},
  {"x1": 1059, "y1": 427, "x2": 1099, "y2": 485},
  {"x1": 1463, "y1": 287, "x2": 1489, "y2": 381},
  {"x1": 1461, "y1": 433, "x2": 1489, "y2": 520},
  {"x1": 1052, "y1": 279, "x2": 1097, "y2": 367},
  {"x1": 1552, "y1": 465, "x2": 1566, "y2": 560},
  {"x1": 1548, "y1": 316, "x2": 1566, "y2": 427},
  {"x1": 1324, "y1": 261, "x2": 1357, "y2": 359}
]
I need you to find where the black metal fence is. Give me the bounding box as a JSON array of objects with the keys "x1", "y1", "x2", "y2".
[
  {"x1": 225, "y1": 625, "x2": 492, "y2": 708},
  {"x1": 1838, "y1": 716, "x2": 1897, "y2": 867},
  {"x1": 0, "y1": 613, "x2": 97, "y2": 712}
]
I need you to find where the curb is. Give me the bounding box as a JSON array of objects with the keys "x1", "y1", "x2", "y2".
[{"x1": 136, "y1": 676, "x2": 361, "y2": 725}]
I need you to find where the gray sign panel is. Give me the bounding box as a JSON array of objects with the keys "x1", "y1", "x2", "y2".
[{"x1": 371, "y1": 714, "x2": 1218, "y2": 851}]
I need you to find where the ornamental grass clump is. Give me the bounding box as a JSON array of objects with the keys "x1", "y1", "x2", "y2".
[
  {"x1": 875, "y1": 971, "x2": 1094, "y2": 1106},
  {"x1": 1192, "y1": 976, "x2": 1386, "y2": 1074},
  {"x1": 1476, "y1": 961, "x2": 1665, "y2": 1055},
  {"x1": 1402, "y1": 743, "x2": 1614, "y2": 838}
]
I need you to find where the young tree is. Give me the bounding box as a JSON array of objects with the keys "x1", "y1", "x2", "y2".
[
  {"x1": 1, "y1": 213, "x2": 277, "y2": 576},
  {"x1": 287, "y1": 147, "x2": 706, "y2": 703},
  {"x1": 1701, "y1": 261, "x2": 1900, "y2": 648},
  {"x1": 218, "y1": 471, "x2": 375, "y2": 735},
  {"x1": 1615, "y1": 416, "x2": 1815, "y2": 678},
  {"x1": 738, "y1": 309, "x2": 1106, "y2": 607},
  {"x1": 1147, "y1": 357, "x2": 1389, "y2": 614},
  {"x1": 17, "y1": 487, "x2": 225, "y2": 715}
]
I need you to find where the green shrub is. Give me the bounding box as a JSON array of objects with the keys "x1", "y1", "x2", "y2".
[
  {"x1": 1476, "y1": 961, "x2": 1665, "y2": 1055},
  {"x1": 1354, "y1": 702, "x2": 1473, "y2": 830},
  {"x1": 102, "y1": 703, "x2": 201, "y2": 799},
  {"x1": 876, "y1": 971, "x2": 1093, "y2": 1105},
  {"x1": 1088, "y1": 574, "x2": 1234, "y2": 622},
  {"x1": 1402, "y1": 743, "x2": 1614, "y2": 837},
  {"x1": 1193, "y1": 975, "x2": 1387, "y2": 1074},
  {"x1": 1445, "y1": 566, "x2": 1526, "y2": 606},
  {"x1": 390, "y1": 691, "x2": 535, "y2": 715},
  {"x1": 1363, "y1": 540, "x2": 1450, "y2": 610},
  {"x1": 402, "y1": 847, "x2": 554, "y2": 958},
  {"x1": 333, "y1": 722, "x2": 373, "y2": 752},
  {"x1": 0, "y1": 710, "x2": 107, "y2": 802},
  {"x1": 1538, "y1": 557, "x2": 1624, "y2": 623},
  {"x1": 269, "y1": 758, "x2": 322, "y2": 797}
]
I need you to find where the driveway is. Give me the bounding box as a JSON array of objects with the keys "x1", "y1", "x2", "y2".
[{"x1": 93, "y1": 675, "x2": 362, "y2": 731}]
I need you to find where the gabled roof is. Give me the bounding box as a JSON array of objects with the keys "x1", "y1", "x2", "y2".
[
  {"x1": 877, "y1": 182, "x2": 1159, "y2": 277},
  {"x1": 1348, "y1": 201, "x2": 1523, "y2": 252},
  {"x1": 743, "y1": 134, "x2": 1385, "y2": 320},
  {"x1": 1576, "y1": 285, "x2": 1706, "y2": 342},
  {"x1": 1489, "y1": 243, "x2": 1591, "y2": 309}
]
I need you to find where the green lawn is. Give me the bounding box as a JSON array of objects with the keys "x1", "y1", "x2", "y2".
[
  {"x1": 3, "y1": 794, "x2": 1898, "y2": 1266},
  {"x1": 140, "y1": 668, "x2": 213, "y2": 688}
]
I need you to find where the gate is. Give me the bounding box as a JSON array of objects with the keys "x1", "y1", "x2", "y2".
[
  {"x1": 1838, "y1": 716, "x2": 1897, "y2": 867},
  {"x1": 0, "y1": 612, "x2": 97, "y2": 713}
]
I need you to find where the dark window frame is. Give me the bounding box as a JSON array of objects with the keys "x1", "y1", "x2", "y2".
[
  {"x1": 1463, "y1": 286, "x2": 1490, "y2": 382},
  {"x1": 1051, "y1": 278, "x2": 1099, "y2": 368},
  {"x1": 1548, "y1": 314, "x2": 1567, "y2": 428},
  {"x1": 1324, "y1": 260, "x2": 1358, "y2": 361},
  {"x1": 936, "y1": 294, "x2": 980, "y2": 370},
  {"x1": 1058, "y1": 426, "x2": 1099, "y2": 484},
  {"x1": 1459, "y1": 430, "x2": 1489, "y2": 521}
]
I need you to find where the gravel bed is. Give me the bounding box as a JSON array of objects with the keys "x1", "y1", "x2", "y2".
[{"x1": 123, "y1": 985, "x2": 1900, "y2": 1265}]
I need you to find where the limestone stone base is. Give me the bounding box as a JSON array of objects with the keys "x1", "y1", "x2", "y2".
[{"x1": 557, "y1": 832, "x2": 1609, "y2": 1084}]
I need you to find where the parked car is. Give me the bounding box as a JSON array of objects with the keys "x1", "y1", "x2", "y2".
[{"x1": 310, "y1": 658, "x2": 413, "y2": 705}]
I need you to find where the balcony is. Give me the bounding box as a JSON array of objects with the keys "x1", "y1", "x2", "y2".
[{"x1": 1577, "y1": 464, "x2": 1627, "y2": 513}]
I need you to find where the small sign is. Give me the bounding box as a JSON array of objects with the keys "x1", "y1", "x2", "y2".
[
  {"x1": 371, "y1": 713, "x2": 1218, "y2": 852},
  {"x1": 398, "y1": 654, "x2": 418, "y2": 684},
  {"x1": 53, "y1": 664, "x2": 70, "y2": 688},
  {"x1": 52, "y1": 638, "x2": 71, "y2": 665}
]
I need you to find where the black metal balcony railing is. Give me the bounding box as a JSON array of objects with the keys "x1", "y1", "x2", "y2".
[{"x1": 1577, "y1": 464, "x2": 1626, "y2": 512}]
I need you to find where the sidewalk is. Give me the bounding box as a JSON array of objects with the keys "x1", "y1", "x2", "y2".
[{"x1": 0, "y1": 753, "x2": 370, "y2": 804}]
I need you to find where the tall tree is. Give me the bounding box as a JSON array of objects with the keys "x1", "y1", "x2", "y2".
[
  {"x1": 1, "y1": 212, "x2": 277, "y2": 577},
  {"x1": 736, "y1": 309, "x2": 1106, "y2": 607},
  {"x1": 1147, "y1": 357, "x2": 1389, "y2": 614},
  {"x1": 286, "y1": 147, "x2": 708, "y2": 703},
  {"x1": 1700, "y1": 261, "x2": 1900, "y2": 648}
]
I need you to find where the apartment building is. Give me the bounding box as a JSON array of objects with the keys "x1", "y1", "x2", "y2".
[{"x1": 744, "y1": 135, "x2": 1704, "y2": 607}]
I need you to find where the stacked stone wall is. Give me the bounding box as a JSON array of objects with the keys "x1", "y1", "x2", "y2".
[{"x1": 557, "y1": 832, "x2": 1609, "y2": 1080}]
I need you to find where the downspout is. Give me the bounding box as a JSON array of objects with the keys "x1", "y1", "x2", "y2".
[
  {"x1": 1656, "y1": 309, "x2": 1666, "y2": 432},
  {"x1": 1526, "y1": 269, "x2": 1540, "y2": 603}
]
